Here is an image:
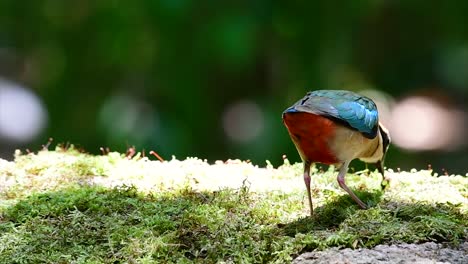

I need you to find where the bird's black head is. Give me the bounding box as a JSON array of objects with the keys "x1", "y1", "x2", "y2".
[
  {"x1": 375, "y1": 123, "x2": 391, "y2": 180},
  {"x1": 379, "y1": 124, "x2": 391, "y2": 156}
]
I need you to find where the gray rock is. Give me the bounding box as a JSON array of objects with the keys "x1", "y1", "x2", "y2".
[{"x1": 293, "y1": 242, "x2": 468, "y2": 264}]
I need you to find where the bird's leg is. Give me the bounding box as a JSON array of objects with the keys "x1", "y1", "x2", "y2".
[
  {"x1": 376, "y1": 160, "x2": 388, "y2": 190},
  {"x1": 303, "y1": 161, "x2": 313, "y2": 216},
  {"x1": 336, "y1": 161, "x2": 367, "y2": 209}
]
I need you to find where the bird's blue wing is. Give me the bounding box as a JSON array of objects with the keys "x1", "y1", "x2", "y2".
[
  {"x1": 284, "y1": 90, "x2": 379, "y2": 138},
  {"x1": 334, "y1": 100, "x2": 378, "y2": 138}
]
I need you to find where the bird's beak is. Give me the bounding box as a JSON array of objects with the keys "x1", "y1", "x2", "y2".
[
  {"x1": 376, "y1": 160, "x2": 384, "y2": 176},
  {"x1": 376, "y1": 160, "x2": 390, "y2": 190}
]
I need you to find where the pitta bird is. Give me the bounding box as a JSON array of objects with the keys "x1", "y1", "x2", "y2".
[{"x1": 282, "y1": 90, "x2": 390, "y2": 215}]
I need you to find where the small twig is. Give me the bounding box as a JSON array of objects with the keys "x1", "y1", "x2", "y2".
[
  {"x1": 355, "y1": 169, "x2": 370, "y2": 175},
  {"x1": 442, "y1": 168, "x2": 449, "y2": 176},
  {"x1": 100, "y1": 147, "x2": 110, "y2": 155},
  {"x1": 42, "y1": 137, "x2": 53, "y2": 150},
  {"x1": 57, "y1": 142, "x2": 71, "y2": 152},
  {"x1": 149, "y1": 150, "x2": 164, "y2": 162},
  {"x1": 75, "y1": 145, "x2": 86, "y2": 153},
  {"x1": 126, "y1": 146, "x2": 136, "y2": 159}
]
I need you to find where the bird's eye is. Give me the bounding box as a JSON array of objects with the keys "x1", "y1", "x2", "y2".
[{"x1": 301, "y1": 97, "x2": 309, "y2": 105}]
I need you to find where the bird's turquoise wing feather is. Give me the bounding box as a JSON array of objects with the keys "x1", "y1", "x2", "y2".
[{"x1": 284, "y1": 90, "x2": 379, "y2": 138}]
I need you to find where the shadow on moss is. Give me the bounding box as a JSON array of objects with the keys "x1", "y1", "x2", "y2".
[
  {"x1": 277, "y1": 196, "x2": 466, "y2": 254},
  {"x1": 279, "y1": 190, "x2": 384, "y2": 235}
]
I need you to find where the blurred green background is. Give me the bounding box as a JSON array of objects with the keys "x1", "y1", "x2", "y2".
[{"x1": 0, "y1": 1, "x2": 467, "y2": 173}]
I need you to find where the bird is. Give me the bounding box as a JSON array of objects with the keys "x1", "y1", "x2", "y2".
[{"x1": 282, "y1": 90, "x2": 391, "y2": 216}]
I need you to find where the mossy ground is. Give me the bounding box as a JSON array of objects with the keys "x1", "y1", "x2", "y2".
[{"x1": 0, "y1": 146, "x2": 466, "y2": 263}]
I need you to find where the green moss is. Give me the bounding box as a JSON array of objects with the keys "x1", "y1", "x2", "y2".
[{"x1": 0, "y1": 149, "x2": 466, "y2": 263}]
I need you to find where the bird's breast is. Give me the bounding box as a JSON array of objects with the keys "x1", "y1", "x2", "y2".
[
  {"x1": 283, "y1": 112, "x2": 339, "y2": 164},
  {"x1": 329, "y1": 124, "x2": 379, "y2": 162}
]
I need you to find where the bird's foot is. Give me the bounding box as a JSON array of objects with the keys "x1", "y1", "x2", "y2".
[{"x1": 354, "y1": 199, "x2": 367, "y2": 210}]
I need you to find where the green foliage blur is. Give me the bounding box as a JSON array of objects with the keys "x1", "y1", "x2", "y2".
[{"x1": 1, "y1": 1, "x2": 467, "y2": 173}]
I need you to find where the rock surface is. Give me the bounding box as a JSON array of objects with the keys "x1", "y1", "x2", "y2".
[{"x1": 293, "y1": 242, "x2": 468, "y2": 264}]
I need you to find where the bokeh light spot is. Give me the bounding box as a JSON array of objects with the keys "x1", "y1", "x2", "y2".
[
  {"x1": 0, "y1": 78, "x2": 48, "y2": 143},
  {"x1": 389, "y1": 96, "x2": 467, "y2": 151},
  {"x1": 98, "y1": 94, "x2": 158, "y2": 145},
  {"x1": 223, "y1": 100, "x2": 264, "y2": 143}
]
